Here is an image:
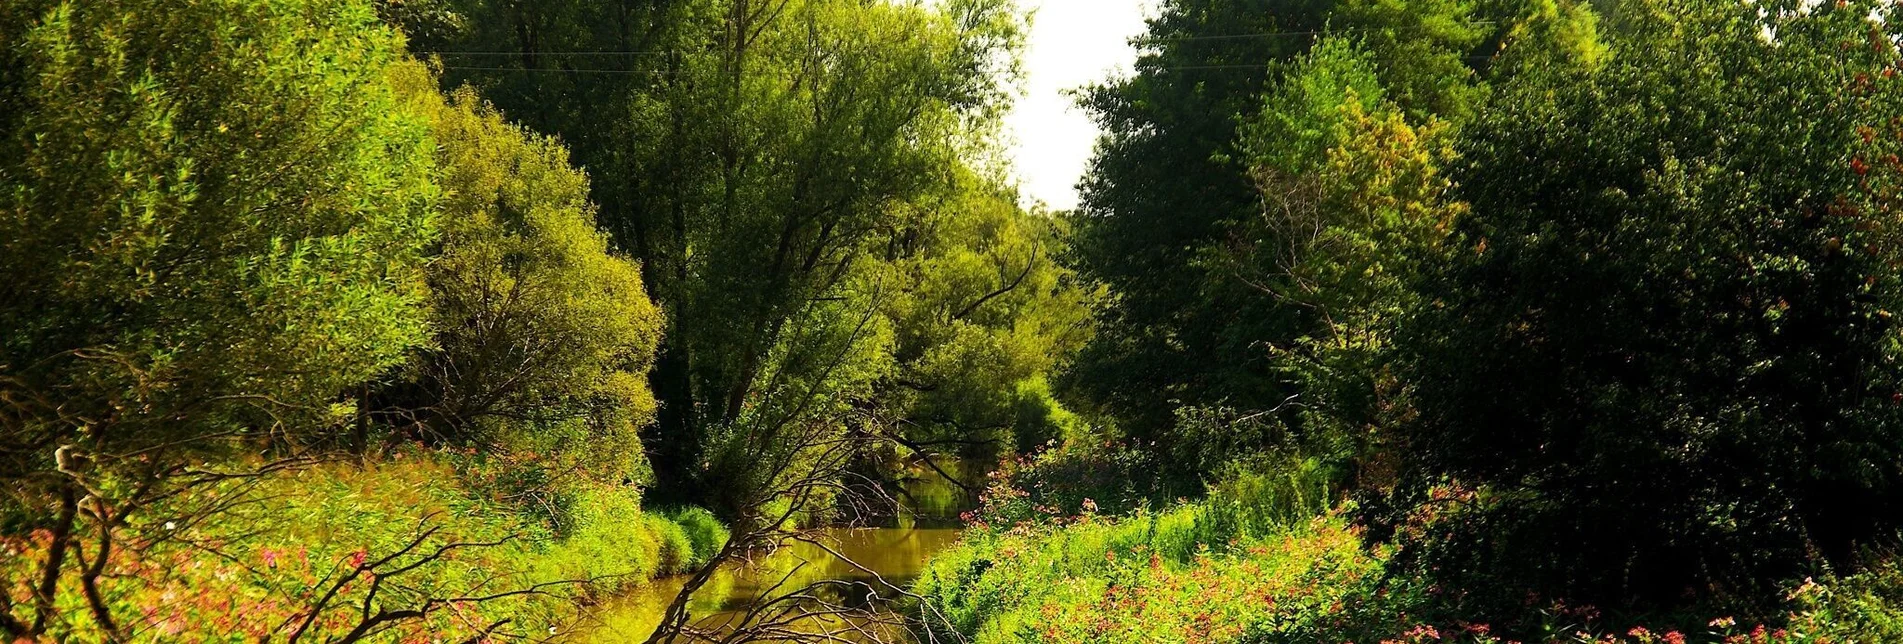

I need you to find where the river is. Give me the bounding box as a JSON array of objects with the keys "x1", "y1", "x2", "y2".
[{"x1": 564, "y1": 465, "x2": 974, "y2": 643}]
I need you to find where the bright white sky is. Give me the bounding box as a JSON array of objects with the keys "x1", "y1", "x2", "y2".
[{"x1": 1003, "y1": 0, "x2": 1154, "y2": 211}]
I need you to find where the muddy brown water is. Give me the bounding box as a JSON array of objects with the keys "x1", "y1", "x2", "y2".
[{"x1": 565, "y1": 466, "x2": 974, "y2": 643}]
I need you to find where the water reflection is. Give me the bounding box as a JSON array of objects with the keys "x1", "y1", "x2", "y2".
[
  {"x1": 569, "y1": 526, "x2": 963, "y2": 643},
  {"x1": 567, "y1": 462, "x2": 974, "y2": 643}
]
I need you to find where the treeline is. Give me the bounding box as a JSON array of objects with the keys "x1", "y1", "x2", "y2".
[
  {"x1": 0, "y1": 0, "x2": 1085, "y2": 640},
  {"x1": 1007, "y1": 0, "x2": 1903, "y2": 635}
]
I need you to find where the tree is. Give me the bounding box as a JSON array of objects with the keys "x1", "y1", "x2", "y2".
[
  {"x1": 419, "y1": 0, "x2": 1027, "y2": 517},
  {"x1": 878, "y1": 168, "x2": 1099, "y2": 467},
  {"x1": 383, "y1": 62, "x2": 665, "y2": 494},
  {"x1": 1395, "y1": 0, "x2": 1903, "y2": 614},
  {"x1": 0, "y1": 0, "x2": 437, "y2": 637},
  {"x1": 1067, "y1": 0, "x2": 1496, "y2": 485},
  {"x1": 1218, "y1": 37, "x2": 1465, "y2": 482}
]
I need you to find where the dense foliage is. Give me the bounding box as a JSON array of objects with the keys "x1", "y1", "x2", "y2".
[
  {"x1": 384, "y1": 62, "x2": 665, "y2": 494},
  {"x1": 1392, "y1": 0, "x2": 1903, "y2": 614},
  {"x1": 1, "y1": 0, "x2": 1078, "y2": 639},
  {"x1": 0, "y1": 0, "x2": 440, "y2": 636},
  {"x1": 1066, "y1": 0, "x2": 1494, "y2": 487},
  {"x1": 407, "y1": 0, "x2": 1094, "y2": 525},
  {"x1": 969, "y1": 0, "x2": 1903, "y2": 639},
  {"x1": 19, "y1": 0, "x2": 1903, "y2": 639}
]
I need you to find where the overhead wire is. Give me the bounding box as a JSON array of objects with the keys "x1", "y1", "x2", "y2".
[{"x1": 422, "y1": 23, "x2": 1506, "y2": 76}]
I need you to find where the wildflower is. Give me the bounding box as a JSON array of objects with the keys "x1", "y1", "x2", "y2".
[
  {"x1": 1081, "y1": 498, "x2": 1098, "y2": 514},
  {"x1": 1710, "y1": 616, "x2": 1736, "y2": 629},
  {"x1": 1664, "y1": 631, "x2": 1687, "y2": 644},
  {"x1": 347, "y1": 550, "x2": 368, "y2": 570},
  {"x1": 260, "y1": 548, "x2": 280, "y2": 569}
]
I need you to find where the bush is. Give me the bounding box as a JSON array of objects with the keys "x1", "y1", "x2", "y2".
[
  {"x1": 659, "y1": 506, "x2": 730, "y2": 569},
  {"x1": 381, "y1": 62, "x2": 663, "y2": 486},
  {"x1": 1201, "y1": 452, "x2": 1338, "y2": 543},
  {"x1": 975, "y1": 439, "x2": 1161, "y2": 524},
  {"x1": 1394, "y1": 0, "x2": 1903, "y2": 613},
  {"x1": 0, "y1": 452, "x2": 710, "y2": 642},
  {"x1": 543, "y1": 482, "x2": 702, "y2": 594},
  {"x1": 916, "y1": 513, "x2": 1410, "y2": 644}
]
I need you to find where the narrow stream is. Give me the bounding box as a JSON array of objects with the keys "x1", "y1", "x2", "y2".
[{"x1": 566, "y1": 464, "x2": 974, "y2": 643}]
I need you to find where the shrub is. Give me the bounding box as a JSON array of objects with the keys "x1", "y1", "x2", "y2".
[
  {"x1": 1395, "y1": 0, "x2": 1903, "y2": 613},
  {"x1": 976, "y1": 439, "x2": 1161, "y2": 524},
  {"x1": 660, "y1": 506, "x2": 731, "y2": 569},
  {"x1": 381, "y1": 62, "x2": 663, "y2": 487}
]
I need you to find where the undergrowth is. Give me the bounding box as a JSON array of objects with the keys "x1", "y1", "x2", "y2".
[
  {"x1": 0, "y1": 450, "x2": 723, "y2": 643},
  {"x1": 917, "y1": 455, "x2": 1903, "y2": 644}
]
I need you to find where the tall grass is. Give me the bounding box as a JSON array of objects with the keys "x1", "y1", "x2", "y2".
[
  {"x1": 0, "y1": 452, "x2": 725, "y2": 642},
  {"x1": 917, "y1": 451, "x2": 1903, "y2": 644}
]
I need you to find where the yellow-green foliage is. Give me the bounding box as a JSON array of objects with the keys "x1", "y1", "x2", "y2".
[
  {"x1": 917, "y1": 512, "x2": 1400, "y2": 644},
  {"x1": 537, "y1": 484, "x2": 715, "y2": 596},
  {"x1": 882, "y1": 169, "x2": 1100, "y2": 454},
  {"x1": 659, "y1": 506, "x2": 732, "y2": 568},
  {"x1": 921, "y1": 454, "x2": 1361, "y2": 642},
  {"x1": 0, "y1": 0, "x2": 438, "y2": 490},
  {"x1": 0, "y1": 454, "x2": 722, "y2": 642},
  {"x1": 389, "y1": 61, "x2": 664, "y2": 485}
]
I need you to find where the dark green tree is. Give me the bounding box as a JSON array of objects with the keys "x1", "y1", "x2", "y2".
[
  {"x1": 1396, "y1": 0, "x2": 1903, "y2": 614},
  {"x1": 1068, "y1": 0, "x2": 1496, "y2": 485}
]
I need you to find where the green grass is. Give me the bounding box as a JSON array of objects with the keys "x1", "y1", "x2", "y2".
[
  {"x1": 915, "y1": 456, "x2": 1903, "y2": 644},
  {"x1": 0, "y1": 451, "x2": 724, "y2": 643}
]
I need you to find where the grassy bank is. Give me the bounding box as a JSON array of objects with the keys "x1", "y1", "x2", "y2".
[
  {"x1": 0, "y1": 451, "x2": 725, "y2": 643},
  {"x1": 916, "y1": 459, "x2": 1903, "y2": 644}
]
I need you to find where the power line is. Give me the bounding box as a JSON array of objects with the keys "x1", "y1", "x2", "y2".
[
  {"x1": 438, "y1": 55, "x2": 1498, "y2": 76},
  {"x1": 418, "y1": 50, "x2": 673, "y2": 56},
  {"x1": 439, "y1": 65, "x2": 673, "y2": 75},
  {"x1": 414, "y1": 23, "x2": 1505, "y2": 60},
  {"x1": 1135, "y1": 21, "x2": 1498, "y2": 43}
]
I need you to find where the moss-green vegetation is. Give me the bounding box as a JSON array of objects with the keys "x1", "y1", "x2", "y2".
[
  {"x1": 920, "y1": 471, "x2": 1903, "y2": 644},
  {"x1": 0, "y1": 452, "x2": 724, "y2": 642}
]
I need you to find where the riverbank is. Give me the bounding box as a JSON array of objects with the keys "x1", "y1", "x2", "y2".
[
  {"x1": 0, "y1": 452, "x2": 723, "y2": 642},
  {"x1": 913, "y1": 463, "x2": 1903, "y2": 644}
]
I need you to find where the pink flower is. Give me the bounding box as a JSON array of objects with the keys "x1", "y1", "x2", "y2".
[
  {"x1": 346, "y1": 550, "x2": 368, "y2": 570},
  {"x1": 259, "y1": 548, "x2": 279, "y2": 569}
]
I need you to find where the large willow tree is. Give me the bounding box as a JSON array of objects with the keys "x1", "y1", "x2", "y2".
[{"x1": 409, "y1": 0, "x2": 1063, "y2": 518}]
